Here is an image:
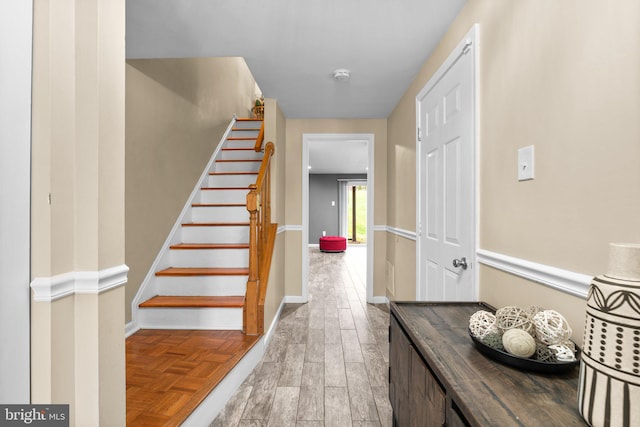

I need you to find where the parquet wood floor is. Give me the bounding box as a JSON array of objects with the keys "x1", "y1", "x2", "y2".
[{"x1": 126, "y1": 329, "x2": 260, "y2": 426}]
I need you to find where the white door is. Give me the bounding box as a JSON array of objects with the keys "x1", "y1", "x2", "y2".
[{"x1": 417, "y1": 28, "x2": 476, "y2": 301}]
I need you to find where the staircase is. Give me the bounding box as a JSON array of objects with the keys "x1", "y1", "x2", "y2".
[{"x1": 134, "y1": 117, "x2": 266, "y2": 331}]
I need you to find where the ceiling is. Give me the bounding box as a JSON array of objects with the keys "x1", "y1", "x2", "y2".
[{"x1": 126, "y1": 0, "x2": 467, "y2": 119}]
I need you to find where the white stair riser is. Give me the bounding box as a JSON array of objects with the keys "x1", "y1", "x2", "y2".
[
  {"x1": 229, "y1": 129, "x2": 259, "y2": 137},
  {"x1": 212, "y1": 161, "x2": 261, "y2": 173},
  {"x1": 219, "y1": 150, "x2": 263, "y2": 161},
  {"x1": 233, "y1": 121, "x2": 262, "y2": 129},
  {"x1": 181, "y1": 226, "x2": 249, "y2": 243},
  {"x1": 200, "y1": 189, "x2": 248, "y2": 204},
  {"x1": 207, "y1": 174, "x2": 256, "y2": 187},
  {"x1": 170, "y1": 248, "x2": 249, "y2": 268},
  {"x1": 192, "y1": 206, "x2": 249, "y2": 222},
  {"x1": 138, "y1": 307, "x2": 243, "y2": 330},
  {"x1": 156, "y1": 275, "x2": 247, "y2": 296},
  {"x1": 225, "y1": 139, "x2": 258, "y2": 149}
]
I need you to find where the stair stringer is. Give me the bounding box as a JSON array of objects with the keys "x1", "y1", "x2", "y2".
[{"x1": 128, "y1": 116, "x2": 238, "y2": 336}]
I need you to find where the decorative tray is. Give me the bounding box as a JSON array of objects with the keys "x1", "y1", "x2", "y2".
[{"x1": 469, "y1": 330, "x2": 580, "y2": 374}]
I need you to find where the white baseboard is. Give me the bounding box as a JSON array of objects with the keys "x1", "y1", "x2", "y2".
[
  {"x1": 370, "y1": 296, "x2": 389, "y2": 305},
  {"x1": 284, "y1": 295, "x2": 308, "y2": 304},
  {"x1": 476, "y1": 249, "x2": 592, "y2": 298},
  {"x1": 125, "y1": 321, "x2": 139, "y2": 338},
  {"x1": 264, "y1": 297, "x2": 285, "y2": 347},
  {"x1": 181, "y1": 337, "x2": 264, "y2": 427}
]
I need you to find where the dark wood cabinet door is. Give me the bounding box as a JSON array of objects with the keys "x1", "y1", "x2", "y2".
[
  {"x1": 446, "y1": 405, "x2": 468, "y2": 427},
  {"x1": 390, "y1": 315, "x2": 411, "y2": 427},
  {"x1": 410, "y1": 346, "x2": 445, "y2": 427}
]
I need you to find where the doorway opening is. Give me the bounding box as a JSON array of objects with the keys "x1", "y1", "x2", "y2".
[{"x1": 302, "y1": 134, "x2": 375, "y2": 303}]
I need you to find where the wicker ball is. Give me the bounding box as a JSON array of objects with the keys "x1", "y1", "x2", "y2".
[
  {"x1": 524, "y1": 305, "x2": 544, "y2": 319},
  {"x1": 481, "y1": 332, "x2": 505, "y2": 351},
  {"x1": 469, "y1": 310, "x2": 498, "y2": 339},
  {"x1": 495, "y1": 306, "x2": 534, "y2": 334},
  {"x1": 502, "y1": 328, "x2": 536, "y2": 358},
  {"x1": 531, "y1": 310, "x2": 572, "y2": 345},
  {"x1": 548, "y1": 343, "x2": 576, "y2": 361},
  {"x1": 534, "y1": 343, "x2": 557, "y2": 363},
  {"x1": 561, "y1": 340, "x2": 576, "y2": 353}
]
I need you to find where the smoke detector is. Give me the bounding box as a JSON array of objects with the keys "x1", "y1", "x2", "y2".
[{"x1": 332, "y1": 69, "x2": 351, "y2": 81}]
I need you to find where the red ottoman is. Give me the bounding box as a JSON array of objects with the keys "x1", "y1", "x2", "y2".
[{"x1": 319, "y1": 236, "x2": 347, "y2": 252}]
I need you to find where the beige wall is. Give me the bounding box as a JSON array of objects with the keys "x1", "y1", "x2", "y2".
[
  {"x1": 387, "y1": 0, "x2": 640, "y2": 343},
  {"x1": 284, "y1": 119, "x2": 388, "y2": 298},
  {"x1": 125, "y1": 57, "x2": 258, "y2": 322},
  {"x1": 263, "y1": 99, "x2": 287, "y2": 329},
  {"x1": 30, "y1": 0, "x2": 126, "y2": 424}
]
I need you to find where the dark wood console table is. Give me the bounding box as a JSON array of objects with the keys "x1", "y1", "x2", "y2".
[{"x1": 389, "y1": 302, "x2": 586, "y2": 426}]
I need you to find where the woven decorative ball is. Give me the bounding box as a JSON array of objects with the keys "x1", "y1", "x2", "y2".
[
  {"x1": 548, "y1": 343, "x2": 576, "y2": 361},
  {"x1": 534, "y1": 343, "x2": 557, "y2": 363},
  {"x1": 481, "y1": 332, "x2": 505, "y2": 351},
  {"x1": 495, "y1": 306, "x2": 534, "y2": 334},
  {"x1": 524, "y1": 305, "x2": 544, "y2": 319},
  {"x1": 502, "y1": 328, "x2": 537, "y2": 358},
  {"x1": 561, "y1": 340, "x2": 576, "y2": 352},
  {"x1": 469, "y1": 310, "x2": 498, "y2": 339},
  {"x1": 531, "y1": 310, "x2": 572, "y2": 345}
]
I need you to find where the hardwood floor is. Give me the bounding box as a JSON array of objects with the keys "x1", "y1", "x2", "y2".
[
  {"x1": 211, "y1": 245, "x2": 392, "y2": 426},
  {"x1": 126, "y1": 329, "x2": 260, "y2": 426},
  {"x1": 126, "y1": 245, "x2": 391, "y2": 426}
]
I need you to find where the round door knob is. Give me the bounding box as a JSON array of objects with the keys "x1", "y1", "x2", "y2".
[{"x1": 452, "y1": 257, "x2": 468, "y2": 270}]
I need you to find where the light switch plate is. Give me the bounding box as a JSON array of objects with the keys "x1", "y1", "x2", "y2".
[{"x1": 518, "y1": 145, "x2": 535, "y2": 181}]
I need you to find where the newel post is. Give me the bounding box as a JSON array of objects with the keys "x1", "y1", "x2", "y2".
[{"x1": 244, "y1": 184, "x2": 259, "y2": 335}]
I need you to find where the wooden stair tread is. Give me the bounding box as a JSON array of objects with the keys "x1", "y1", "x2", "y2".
[
  {"x1": 222, "y1": 147, "x2": 255, "y2": 151},
  {"x1": 209, "y1": 171, "x2": 257, "y2": 175},
  {"x1": 155, "y1": 267, "x2": 249, "y2": 276},
  {"x1": 201, "y1": 186, "x2": 251, "y2": 190},
  {"x1": 235, "y1": 117, "x2": 262, "y2": 121},
  {"x1": 231, "y1": 127, "x2": 261, "y2": 131},
  {"x1": 192, "y1": 203, "x2": 246, "y2": 207},
  {"x1": 215, "y1": 159, "x2": 261, "y2": 163},
  {"x1": 170, "y1": 243, "x2": 249, "y2": 250},
  {"x1": 139, "y1": 295, "x2": 244, "y2": 308},
  {"x1": 182, "y1": 222, "x2": 249, "y2": 227},
  {"x1": 227, "y1": 137, "x2": 258, "y2": 141}
]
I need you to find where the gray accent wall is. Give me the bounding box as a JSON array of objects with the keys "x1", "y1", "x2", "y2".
[{"x1": 309, "y1": 173, "x2": 366, "y2": 244}]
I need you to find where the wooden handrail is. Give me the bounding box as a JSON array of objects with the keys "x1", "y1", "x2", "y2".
[
  {"x1": 254, "y1": 121, "x2": 265, "y2": 152},
  {"x1": 244, "y1": 140, "x2": 275, "y2": 336}
]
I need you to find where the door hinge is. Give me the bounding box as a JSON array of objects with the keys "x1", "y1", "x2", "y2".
[{"x1": 418, "y1": 127, "x2": 422, "y2": 142}]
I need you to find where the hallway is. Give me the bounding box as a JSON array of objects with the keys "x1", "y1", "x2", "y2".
[{"x1": 211, "y1": 245, "x2": 392, "y2": 426}]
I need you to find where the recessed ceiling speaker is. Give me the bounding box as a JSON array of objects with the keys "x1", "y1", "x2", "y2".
[{"x1": 332, "y1": 69, "x2": 351, "y2": 81}]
